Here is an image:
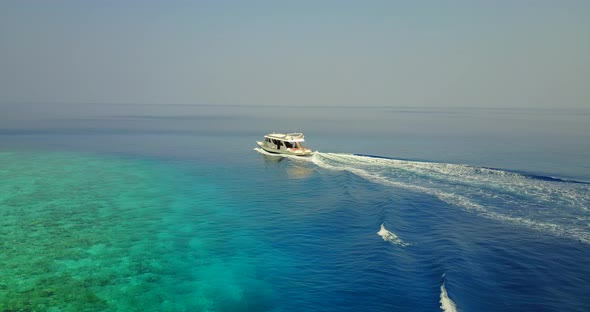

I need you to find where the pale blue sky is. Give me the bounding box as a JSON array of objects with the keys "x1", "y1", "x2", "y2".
[{"x1": 0, "y1": 0, "x2": 589, "y2": 107}]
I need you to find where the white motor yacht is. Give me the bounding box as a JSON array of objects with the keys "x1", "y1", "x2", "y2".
[{"x1": 257, "y1": 133, "x2": 313, "y2": 156}]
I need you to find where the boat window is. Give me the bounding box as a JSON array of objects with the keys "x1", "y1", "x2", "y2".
[{"x1": 284, "y1": 142, "x2": 293, "y2": 148}]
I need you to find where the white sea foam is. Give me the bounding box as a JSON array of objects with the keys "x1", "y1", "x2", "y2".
[
  {"x1": 440, "y1": 275, "x2": 458, "y2": 312},
  {"x1": 377, "y1": 224, "x2": 410, "y2": 246},
  {"x1": 307, "y1": 152, "x2": 590, "y2": 244}
]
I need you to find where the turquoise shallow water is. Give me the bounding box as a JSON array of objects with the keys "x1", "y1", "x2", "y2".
[
  {"x1": 1, "y1": 104, "x2": 590, "y2": 311},
  {"x1": 0, "y1": 152, "x2": 278, "y2": 311}
]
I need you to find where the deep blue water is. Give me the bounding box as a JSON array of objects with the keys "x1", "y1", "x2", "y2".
[{"x1": 1, "y1": 103, "x2": 589, "y2": 311}]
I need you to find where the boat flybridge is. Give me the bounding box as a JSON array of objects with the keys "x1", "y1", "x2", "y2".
[{"x1": 257, "y1": 133, "x2": 313, "y2": 156}]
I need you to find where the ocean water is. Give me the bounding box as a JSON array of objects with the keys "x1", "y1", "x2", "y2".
[{"x1": 1, "y1": 103, "x2": 589, "y2": 311}]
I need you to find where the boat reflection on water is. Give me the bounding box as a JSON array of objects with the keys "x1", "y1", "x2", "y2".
[
  {"x1": 256, "y1": 148, "x2": 315, "y2": 180},
  {"x1": 286, "y1": 164, "x2": 314, "y2": 179},
  {"x1": 260, "y1": 153, "x2": 285, "y2": 163}
]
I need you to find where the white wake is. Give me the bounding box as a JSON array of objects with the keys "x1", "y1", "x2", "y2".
[
  {"x1": 377, "y1": 224, "x2": 410, "y2": 246},
  {"x1": 306, "y1": 152, "x2": 590, "y2": 244},
  {"x1": 440, "y1": 275, "x2": 458, "y2": 312}
]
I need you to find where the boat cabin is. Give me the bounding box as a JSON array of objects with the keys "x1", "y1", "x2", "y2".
[{"x1": 257, "y1": 132, "x2": 313, "y2": 156}]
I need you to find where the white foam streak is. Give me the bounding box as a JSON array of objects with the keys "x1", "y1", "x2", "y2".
[
  {"x1": 319, "y1": 153, "x2": 589, "y2": 210},
  {"x1": 440, "y1": 279, "x2": 458, "y2": 312},
  {"x1": 377, "y1": 224, "x2": 410, "y2": 246},
  {"x1": 308, "y1": 152, "x2": 590, "y2": 244}
]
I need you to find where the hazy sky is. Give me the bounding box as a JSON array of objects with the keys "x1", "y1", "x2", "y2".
[{"x1": 1, "y1": 0, "x2": 589, "y2": 107}]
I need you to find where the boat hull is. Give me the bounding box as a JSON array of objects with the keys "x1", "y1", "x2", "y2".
[{"x1": 257, "y1": 141, "x2": 313, "y2": 156}]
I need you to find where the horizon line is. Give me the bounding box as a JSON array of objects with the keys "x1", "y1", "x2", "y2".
[{"x1": 0, "y1": 101, "x2": 587, "y2": 110}]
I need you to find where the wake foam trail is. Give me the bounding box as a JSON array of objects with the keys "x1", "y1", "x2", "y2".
[
  {"x1": 308, "y1": 152, "x2": 590, "y2": 244},
  {"x1": 440, "y1": 274, "x2": 458, "y2": 312},
  {"x1": 377, "y1": 224, "x2": 410, "y2": 246}
]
